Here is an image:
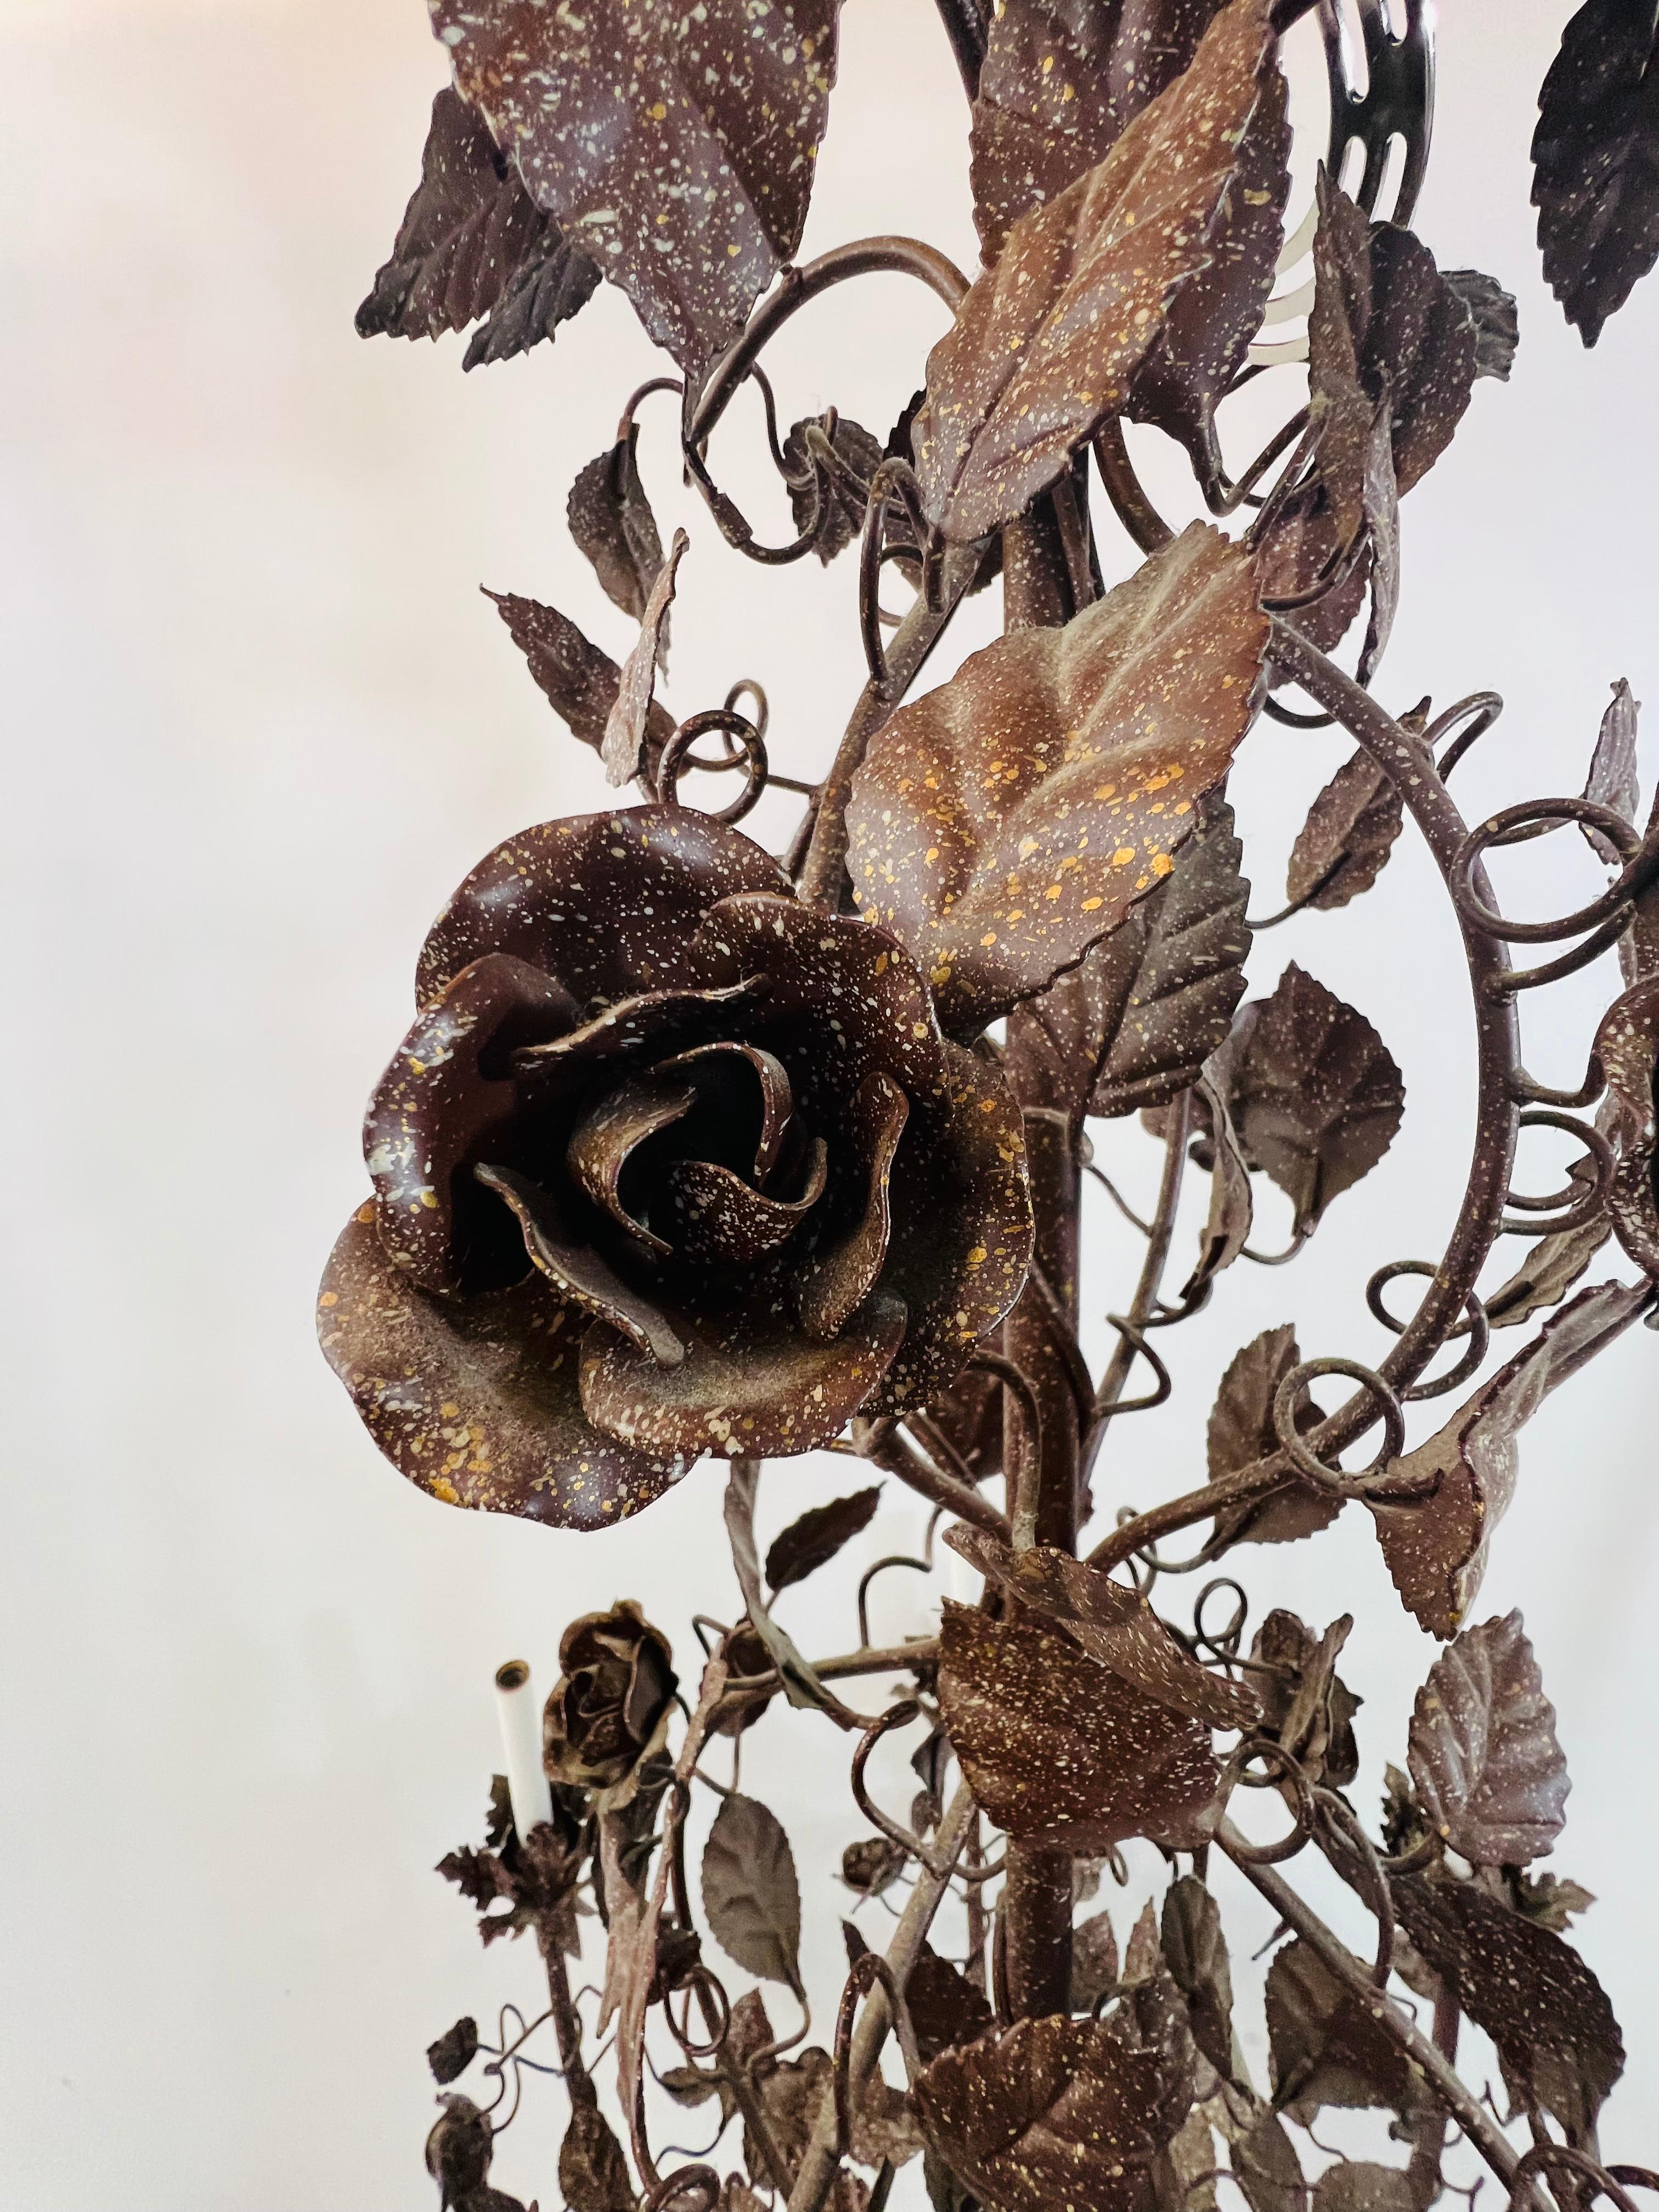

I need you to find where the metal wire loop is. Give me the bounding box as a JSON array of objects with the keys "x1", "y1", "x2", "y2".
[
  {"x1": 1425, "y1": 690, "x2": 1504, "y2": 777},
  {"x1": 1500, "y1": 1106, "x2": 1618, "y2": 1235},
  {"x1": 656, "y1": 709, "x2": 769, "y2": 825},
  {"x1": 1449, "y1": 796, "x2": 1643, "y2": 945},
  {"x1": 1365, "y1": 1260, "x2": 1491, "y2": 1400},
  {"x1": 1271, "y1": 1356, "x2": 1407, "y2": 1493}
]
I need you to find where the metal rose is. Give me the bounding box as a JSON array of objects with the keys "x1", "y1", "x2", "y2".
[
  {"x1": 317, "y1": 807, "x2": 1032, "y2": 1529},
  {"x1": 543, "y1": 1601, "x2": 677, "y2": 1798}
]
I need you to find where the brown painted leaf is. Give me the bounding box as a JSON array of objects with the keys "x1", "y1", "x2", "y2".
[
  {"x1": 1020, "y1": 798, "x2": 1251, "y2": 1124},
  {"x1": 937, "y1": 1600, "x2": 1219, "y2": 1851},
  {"x1": 1486, "y1": 1098, "x2": 1619, "y2": 1327},
  {"x1": 1407, "y1": 1611, "x2": 1570, "y2": 1866},
  {"x1": 1074, "y1": 1910, "x2": 1122, "y2": 2013},
  {"x1": 1533, "y1": 0, "x2": 1659, "y2": 345},
  {"x1": 1225, "y1": 965, "x2": 1404, "y2": 1236},
  {"x1": 1264, "y1": 1938, "x2": 1434, "y2": 2120},
  {"x1": 701, "y1": 1790, "x2": 803, "y2": 1990},
  {"x1": 917, "y1": 0, "x2": 1276, "y2": 541},
  {"x1": 1286, "y1": 743, "x2": 1408, "y2": 915},
  {"x1": 1370, "y1": 1279, "x2": 1651, "y2": 1636},
  {"x1": 430, "y1": 0, "x2": 842, "y2": 371},
  {"x1": 1229, "y1": 2112, "x2": 1306, "y2": 2212},
  {"x1": 906, "y1": 1944, "x2": 997, "y2": 2064},
  {"x1": 1183, "y1": 1062, "x2": 1255, "y2": 1297},
  {"x1": 1313, "y1": 2165, "x2": 1419, "y2": 2212},
  {"x1": 913, "y1": 1993, "x2": 1197, "y2": 2212},
  {"x1": 559, "y1": 2103, "x2": 636, "y2": 2212},
  {"x1": 1205, "y1": 1326, "x2": 1340, "y2": 1547},
  {"x1": 782, "y1": 415, "x2": 885, "y2": 564},
  {"x1": 1444, "y1": 269, "x2": 1520, "y2": 380},
  {"x1": 1582, "y1": 679, "x2": 1641, "y2": 865},
  {"x1": 1393, "y1": 1874, "x2": 1624, "y2": 2137},
  {"x1": 1593, "y1": 972, "x2": 1659, "y2": 1276},
  {"x1": 484, "y1": 589, "x2": 676, "y2": 771},
  {"x1": 764, "y1": 1485, "x2": 882, "y2": 1594},
  {"x1": 847, "y1": 524, "x2": 1268, "y2": 1034},
  {"x1": 356, "y1": 89, "x2": 600, "y2": 365},
  {"x1": 569, "y1": 432, "x2": 668, "y2": 628},
  {"x1": 968, "y1": 0, "x2": 1229, "y2": 264},
  {"x1": 1510, "y1": 1868, "x2": 1597, "y2": 1933},
  {"x1": 603, "y1": 527, "x2": 686, "y2": 787},
  {"x1": 427, "y1": 2016, "x2": 479, "y2": 2084},
  {"x1": 1160, "y1": 1878, "x2": 1234, "y2": 2081},
  {"x1": 944, "y1": 1523, "x2": 1260, "y2": 1729}
]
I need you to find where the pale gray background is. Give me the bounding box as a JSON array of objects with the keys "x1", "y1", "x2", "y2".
[{"x1": 3, "y1": 1, "x2": 1656, "y2": 2204}]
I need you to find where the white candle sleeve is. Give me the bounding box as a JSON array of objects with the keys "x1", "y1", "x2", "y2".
[{"x1": 494, "y1": 1660, "x2": 554, "y2": 1843}]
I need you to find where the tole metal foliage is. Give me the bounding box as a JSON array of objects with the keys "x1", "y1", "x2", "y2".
[{"x1": 323, "y1": 1, "x2": 1659, "y2": 2207}]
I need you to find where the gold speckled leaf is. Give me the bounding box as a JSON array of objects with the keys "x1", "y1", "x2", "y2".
[
  {"x1": 846, "y1": 524, "x2": 1267, "y2": 1034},
  {"x1": 915, "y1": 0, "x2": 1274, "y2": 543}
]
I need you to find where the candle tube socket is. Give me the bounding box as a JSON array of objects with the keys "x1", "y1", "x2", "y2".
[{"x1": 493, "y1": 1659, "x2": 554, "y2": 1844}]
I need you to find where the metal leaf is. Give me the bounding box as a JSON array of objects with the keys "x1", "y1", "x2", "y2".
[
  {"x1": 1371, "y1": 1280, "x2": 1652, "y2": 1637},
  {"x1": 1074, "y1": 1910, "x2": 1122, "y2": 2015},
  {"x1": 1229, "y1": 2112, "x2": 1306, "y2": 2212},
  {"x1": 700, "y1": 1791, "x2": 803, "y2": 1991},
  {"x1": 1393, "y1": 1874, "x2": 1625, "y2": 2137},
  {"x1": 1593, "y1": 972, "x2": 1659, "y2": 1277},
  {"x1": 937, "y1": 1600, "x2": 1219, "y2": 1850},
  {"x1": 913, "y1": 1995, "x2": 1197, "y2": 2212},
  {"x1": 569, "y1": 432, "x2": 668, "y2": 628},
  {"x1": 1533, "y1": 0, "x2": 1659, "y2": 345},
  {"x1": 917, "y1": 0, "x2": 1277, "y2": 541},
  {"x1": 1264, "y1": 1938, "x2": 1435, "y2": 2121},
  {"x1": 1224, "y1": 965, "x2": 1404, "y2": 1238},
  {"x1": 558, "y1": 2103, "x2": 636, "y2": 2212},
  {"x1": 1183, "y1": 1061, "x2": 1255, "y2": 1297},
  {"x1": 1312, "y1": 2164, "x2": 1419, "y2": 2212},
  {"x1": 1160, "y1": 1877, "x2": 1235, "y2": 2083},
  {"x1": 603, "y1": 527, "x2": 686, "y2": 787},
  {"x1": 1020, "y1": 799, "x2": 1251, "y2": 1124},
  {"x1": 1204, "y1": 1327, "x2": 1339, "y2": 1547},
  {"x1": 1407, "y1": 1611, "x2": 1570, "y2": 1866},
  {"x1": 764, "y1": 1485, "x2": 882, "y2": 1594},
  {"x1": 484, "y1": 589, "x2": 676, "y2": 772},
  {"x1": 782, "y1": 415, "x2": 885, "y2": 564},
  {"x1": 430, "y1": 0, "x2": 843, "y2": 371},
  {"x1": 1582, "y1": 678, "x2": 1641, "y2": 866},
  {"x1": 356, "y1": 89, "x2": 599, "y2": 363},
  {"x1": 1444, "y1": 269, "x2": 1520, "y2": 381},
  {"x1": 1285, "y1": 747, "x2": 1407, "y2": 916},
  {"x1": 847, "y1": 524, "x2": 1268, "y2": 1034},
  {"x1": 427, "y1": 2017, "x2": 479, "y2": 2085}
]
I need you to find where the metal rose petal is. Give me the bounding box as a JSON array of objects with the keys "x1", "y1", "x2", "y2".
[
  {"x1": 416, "y1": 808, "x2": 791, "y2": 1010},
  {"x1": 475, "y1": 1162, "x2": 687, "y2": 1369},
  {"x1": 578, "y1": 1293, "x2": 907, "y2": 1461},
  {"x1": 566, "y1": 1075, "x2": 697, "y2": 1253},
  {"x1": 514, "y1": 980, "x2": 763, "y2": 1080},
  {"x1": 663, "y1": 1139, "x2": 828, "y2": 1266},
  {"x1": 364, "y1": 953, "x2": 579, "y2": 1293},
  {"x1": 658, "y1": 1042, "x2": 798, "y2": 1185},
  {"x1": 871, "y1": 1039, "x2": 1034, "y2": 1413},
  {"x1": 846, "y1": 525, "x2": 1268, "y2": 1034},
  {"x1": 689, "y1": 894, "x2": 948, "y2": 1109},
  {"x1": 795, "y1": 1070, "x2": 908, "y2": 1342},
  {"x1": 317, "y1": 1206, "x2": 683, "y2": 1531}
]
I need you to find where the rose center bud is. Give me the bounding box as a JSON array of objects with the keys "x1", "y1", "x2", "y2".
[{"x1": 567, "y1": 1041, "x2": 827, "y2": 1269}]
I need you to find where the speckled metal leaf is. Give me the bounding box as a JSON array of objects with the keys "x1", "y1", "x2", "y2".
[
  {"x1": 1393, "y1": 1874, "x2": 1625, "y2": 2136},
  {"x1": 701, "y1": 1791, "x2": 802, "y2": 1989},
  {"x1": 1593, "y1": 972, "x2": 1659, "y2": 1277},
  {"x1": 916, "y1": 0, "x2": 1275, "y2": 542},
  {"x1": 1407, "y1": 1610, "x2": 1570, "y2": 1867},
  {"x1": 1533, "y1": 0, "x2": 1659, "y2": 346},
  {"x1": 1020, "y1": 798, "x2": 1251, "y2": 1125},
  {"x1": 484, "y1": 590, "x2": 676, "y2": 772},
  {"x1": 1312, "y1": 2165, "x2": 1418, "y2": 2212},
  {"x1": 1183, "y1": 1062, "x2": 1254, "y2": 1297},
  {"x1": 783, "y1": 415, "x2": 885, "y2": 564},
  {"x1": 1265, "y1": 1938, "x2": 1434, "y2": 2121},
  {"x1": 943, "y1": 1525, "x2": 1259, "y2": 1729},
  {"x1": 1444, "y1": 269, "x2": 1520, "y2": 381},
  {"x1": 569, "y1": 431, "x2": 668, "y2": 628},
  {"x1": 603, "y1": 527, "x2": 685, "y2": 787},
  {"x1": 1582, "y1": 678, "x2": 1641, "y2": 864},
  {"x1": 968, "y1": 0, "x2": 1229, "y2": 266},
  {"x1": 1204, "y1": 1326, "x2": 1339, "y2": 1547},
  {"x1": 913, "y1": 1999, "x2": 1196, "y2": 2212},
  {"x1": 937, "y1": 1600, "x2": 1218, "y2": 1851},
  {"x1": 1371, "y1": 1280, "x2": 1652, "y2": 1637},
  {"x1": 1224, "y1": 964, "x2": 1403, "y2": 1237},
  {"x1": 764, "y1": 1485, "x2": 881, "y2": 1593},
  {"x1": 428, "y1": 0, "x2": 842, "y2": 371},
  {"x1": 1159, "y1": 1878, "x2": 1234, "y2": 2084},
  {"x1": 1125, "y1": 60, "x2": 1291, "y2": 489},
  {"x1": 847, "y1": 526, "x2": 1267, "y2": 1032},
  {"x1": 1285, "y1": 748, "x2": 1406, "y2": 913},
  {"x1": 356, "y1": 89, "x2": 600, "y2": 364},
  {"x1": 416, "y1": 807, "x2": 791, "y2": 1009},
  {"x1": 317, "y1": 1205, "x2": 683, "y2": 1530}
]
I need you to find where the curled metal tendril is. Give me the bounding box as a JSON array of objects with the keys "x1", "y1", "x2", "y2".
[
  {"x1": 1448, "y1": 795, "x2": 1659, "y2": 994},
  {"x1": 833, "y1": 1953, "x2": 921, "y2": 2157},
  {"x1": 1366, "y1": 1260, "x2": 1491, "y2": 1401},
  {"x1": 1271, "y1": 1356, "x2": 1409, "y2": 1496},
  {"x1": 1500, "y1": 1107, "x2": 1617, "y2": 1236}
]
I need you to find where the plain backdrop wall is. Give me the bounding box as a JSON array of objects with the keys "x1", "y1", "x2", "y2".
[{"x1": 3, "y1": 1, "x2": 1657, "y2": 2205}]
